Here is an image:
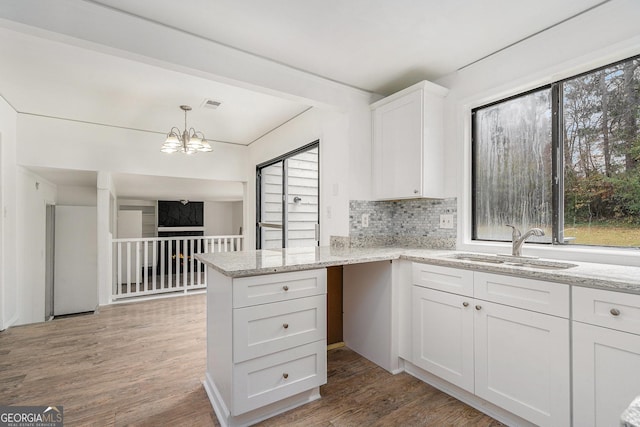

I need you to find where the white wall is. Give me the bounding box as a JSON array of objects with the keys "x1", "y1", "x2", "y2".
[
  {"x1": 0, "y1": 96, "x2": 18, "y2": 330},
  {"x1": 57, "y1": 185, "x2": 97, "y2": 206},
  {"x1": 16, "y1": 167, "x2": 56, "y2": 325},
  {"x1": 204, "y1": 201, "x2": 240, "y2": 236},
  {"x1": 231, "y1": 201, "x2": 243, "y2": 236},
  {"x1": 435, "y1": 0, "x2": 640, "y2": 265},
  {"x1": 246, "y1": 100, "x2": 376, "y2": 249}
]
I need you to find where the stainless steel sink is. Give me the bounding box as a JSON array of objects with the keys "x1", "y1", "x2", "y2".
[
  {"x1": 449, "y1": 253, "x2": 506, "y2": 264},
  {"x1": 448, "y1": 253, "x2": 577, "y2": 270}
]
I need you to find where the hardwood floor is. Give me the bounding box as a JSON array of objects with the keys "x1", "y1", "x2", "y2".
[{"x1": 0, "y1": 294, "x2": 502, "y2": 426}]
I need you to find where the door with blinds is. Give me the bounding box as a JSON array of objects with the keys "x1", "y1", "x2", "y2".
[{"x1": 257, "y1": 142, "x2": 319, "y2": 249}]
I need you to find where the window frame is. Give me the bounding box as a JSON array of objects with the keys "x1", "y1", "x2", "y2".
[
  {"x1": 255, "y1": 140, "x2": 320, "y2": 250},
  {"x1": 471, "y1": 84, "x2": 554, "y2": 243},
  {"x1": 470, "y1": 54, "x2": 640, "y2": 249}
]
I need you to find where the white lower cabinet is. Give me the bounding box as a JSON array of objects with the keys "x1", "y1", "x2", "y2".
[
  {"x1": 233, "y1": 340, "x2": 327, "y2": 415},
  {"x1": 572, "y1": 287, "x2": 640, "y2": 427},
  {"x1": 412, "y1": 286, "x2": 474, "y2": 392},
  {"x1": 474, "y1": 300, "x2": 570, "y2": 426},
  {"x1": 205, "y1": 268, "x2": 327, "y2": 427},
  {"x1": 411, "y1": 264, "x2": 570, "y2": 427}
]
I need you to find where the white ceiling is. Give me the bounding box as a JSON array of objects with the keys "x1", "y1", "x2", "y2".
[
  {"x1": 0, "y1": 27, "x2": 310, "y2": 146},
  {"x1": 0, "y1": 0, "x2": 616, "y2": 200},
  {"x1": 91, "y1": 0, "x2": 609, "y2": 94}
]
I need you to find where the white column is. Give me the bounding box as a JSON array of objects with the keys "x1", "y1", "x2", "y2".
[{"x1": 97, "y1": 171, "x2": 114, "y2": 305}]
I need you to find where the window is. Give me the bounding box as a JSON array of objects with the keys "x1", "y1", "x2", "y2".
[
  {"x1": 472, "y1": 55, "x2": 640, "y2": 248},
  {"x1": 256, "y1": 142, "x2": 319, "y2": 249}
]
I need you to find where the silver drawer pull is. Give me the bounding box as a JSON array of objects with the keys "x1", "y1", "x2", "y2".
[
  {"x1": 283, "y1": 285, "x2": 289, "y2": 291},
  {"x1": 463, "y1": 302, "x2": 469, "y2": 307},
  {"x1": 610, "y1": 308, "x2": 621, "y2": 316},
  {"x1": 282, "y1": 373, "x2": 289, "y2": 379},
  {"x1": 283, "y1": 323, "x2": 289, "y2": 329},
  {"x1": 475, "y1": 305, "x2": 482, "y2": 311}
]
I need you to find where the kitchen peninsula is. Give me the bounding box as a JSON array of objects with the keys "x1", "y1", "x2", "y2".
[{"x1": 197, "y1": 246, "x2": 640, "y2": 427}]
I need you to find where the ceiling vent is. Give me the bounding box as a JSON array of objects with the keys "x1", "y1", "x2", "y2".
[{"x1": 202, "y1": 99, "x2": 222, "y2": 110}]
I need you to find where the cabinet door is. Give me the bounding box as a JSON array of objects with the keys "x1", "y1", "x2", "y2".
[
  {"x1": 372, "y1": 89, "x2": 423, "y2": 200},
  {"x1": 573, "y1": 321, "x2": 640, "y2": 427},
  {"x1": 412, "y1": 286, "x2": 474, "y2": 392},
  {"x1": 474, "y1": 301, "x2": 570, "y2": 427}
]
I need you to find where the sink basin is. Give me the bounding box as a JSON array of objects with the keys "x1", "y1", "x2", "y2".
[
  {"x1": 449, "y1": 253, "x2": 506, "y2": 264},
  {"x1": 448, "y1": 253, "x2": 577, "y2": 270}
]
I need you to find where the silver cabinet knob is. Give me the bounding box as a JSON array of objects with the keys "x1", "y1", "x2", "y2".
[
  {"x1": 463, "y1": 302, "x2": 469, "y2": 307},
  {"x1": 475, "y1": 305, "x2": 482, "y2": 311},
  {"x1": 283, "y1": 323, "x2": 289, "y2": 329},
  {"x1": 283, "y1": 285, "x2": 289, "y2": 291},
  {"x1": 610, "y1": 308, "x2": 621, "y2": 316},
  {"x1": 413, "y1": 189, "x2": 419, "y2": 194},
  {"x1": 283, "y1": 373, "x2": 289, "y2": 379}
]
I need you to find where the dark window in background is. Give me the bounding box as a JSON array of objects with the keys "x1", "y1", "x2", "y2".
[{"x1": 157, "y1": 201, "x2": 204, "y2": 227}]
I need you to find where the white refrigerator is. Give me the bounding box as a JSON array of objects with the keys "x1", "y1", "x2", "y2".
[{"x1": 54, "y1": 205, "x2": 98, "y2": 315}]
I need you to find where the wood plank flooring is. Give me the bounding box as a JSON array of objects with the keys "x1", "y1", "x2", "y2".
[{"x1": 0, "y1": 294, "x2": 502, "y2": 426}]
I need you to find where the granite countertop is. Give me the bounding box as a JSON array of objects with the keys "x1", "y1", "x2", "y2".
[
  {"x1": 622, "y1": 395, "x2": 640, "y2": 427},
  {"x1": 196, "y1": 246, "x2": 640, "y2": 294}
]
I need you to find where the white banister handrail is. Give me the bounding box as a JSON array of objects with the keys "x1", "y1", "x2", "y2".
[
  {"x1": 111, "y1": 234, "x2": 243, "y2": 301},
  {"x1": 112, "y1": 234, "x2": 243, "y2": 243}
]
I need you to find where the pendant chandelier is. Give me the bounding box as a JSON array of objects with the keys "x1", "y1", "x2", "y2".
[{"x1": 161, "y1": 105, "x2": 212, "y2": 154}]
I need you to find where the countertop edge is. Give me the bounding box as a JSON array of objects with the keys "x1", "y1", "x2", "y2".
[{"x1": 196, "y1": 249, "x2": 640, "y2": 294}]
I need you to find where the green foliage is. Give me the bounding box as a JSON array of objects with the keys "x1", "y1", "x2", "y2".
[
  {"x1": 565, "y1": 169, "x2": 640, "y2": 225},
  {"x1": 563, "y1": 58, "x2": 640, "y2": 228}
]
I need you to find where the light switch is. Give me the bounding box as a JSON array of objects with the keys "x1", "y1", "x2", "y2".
[{"x1": 361, "y1": 213, "x2": 369, "y2": 228}]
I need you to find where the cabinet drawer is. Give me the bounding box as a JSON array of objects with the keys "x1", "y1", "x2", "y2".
[
  {"x1": 412, "y1": 263, "x2": 473, "y2": 296},
  {"x1": 233, "y1": 269, "x2": 327, "y2": 308},
  {"x1": 474, "y1": 272, "x2": 569, "y2": 318},
  {"x1": 232, "y1": 340, "x2": 327, "y2": 416},
  {"x1": 573, "y1": 287, "x2": 640, "y2": 335},
  {"x1": 233, "y1": 295, "x2": 326, "y2": 362}
]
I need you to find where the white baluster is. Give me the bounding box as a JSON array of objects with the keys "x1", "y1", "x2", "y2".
[
  {"x1": 160, "y1": 240, "x2": 165, "y2": 290},
  {"x1": 143, "y1": 241, "x2": 148, "y2": 292},
  {"x1": 168, "y1": 239, "x2": 173, "y2": 289},
  {"x1": 126, "y1": 242, "x2": 131, "y2": 295},
  {"x1": 117, "y1": 242, "x2": 122, "y2": 295},
  {"x1": 135, "y1": 241, "x2": 141, "y2": 293},
  {"x1": 152, "y1": 240, "x2": 157, "y2": 291}
]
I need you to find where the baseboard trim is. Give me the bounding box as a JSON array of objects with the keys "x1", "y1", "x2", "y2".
[
  {"x1": 203, "y1": 373, "x2": 321, "y2": 427},
  {"x1": 403, "y1": 360, "x2": 536, "y2": 427},
  {"x1": 327, "y1": 341, "x2": 345, "y2": 350}
]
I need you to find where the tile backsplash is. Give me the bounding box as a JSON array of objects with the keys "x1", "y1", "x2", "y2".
[{"x1": 348, "y1": 198, "x2": 457, "y2": 249}]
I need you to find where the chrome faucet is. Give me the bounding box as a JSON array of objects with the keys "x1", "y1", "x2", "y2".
[{"x1": 506, "y1": 224, "x2": 545, "y2": 257}]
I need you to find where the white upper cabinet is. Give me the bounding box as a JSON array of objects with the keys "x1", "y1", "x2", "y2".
[{"x1": 371, "y1": 80, "x2": 448, "y2": 200}]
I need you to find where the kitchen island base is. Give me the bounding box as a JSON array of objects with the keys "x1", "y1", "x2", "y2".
[
  {"x1": 204, "y1": 267, "x2": 327, "y2": 427},
  {"x1": 203, "y1": 376, "x2": 320, "y2": 427}
]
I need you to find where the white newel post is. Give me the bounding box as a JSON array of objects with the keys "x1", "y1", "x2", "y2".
[{"x1": 97, "y1": 171, "x2": 114, "y2": 306}]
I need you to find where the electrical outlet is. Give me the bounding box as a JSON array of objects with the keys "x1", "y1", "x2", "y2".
[
  {"x1": 440, "y1": 214, "x2": 454, "y2": 229},
  {"x1": 326, "y1": 206, "x2": 332, "y2": 219},
  {"x1": 361, "y1": 213, "x2": 369, "y2": 228}
]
